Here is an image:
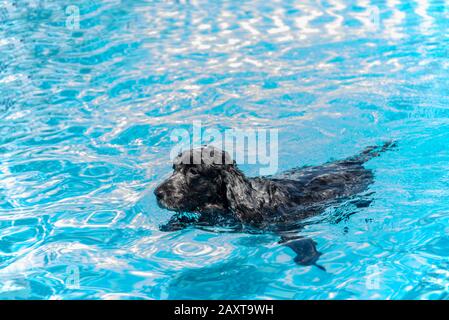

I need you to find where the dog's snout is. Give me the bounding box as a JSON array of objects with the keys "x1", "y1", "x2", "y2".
[{"x1": 154, "y1": 186, "x2": 165, "y2": 200}]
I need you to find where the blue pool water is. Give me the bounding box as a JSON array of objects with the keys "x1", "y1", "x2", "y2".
[{"x1": 1, "y1": 0, "x2": 449, "y2": 299}]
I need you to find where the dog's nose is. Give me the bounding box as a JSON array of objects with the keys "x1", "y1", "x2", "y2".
[{"x1": 154, "y1": 186, "x2": 165, "y2": 200}]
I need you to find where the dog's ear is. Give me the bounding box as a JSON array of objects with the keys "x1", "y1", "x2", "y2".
[
  {"x1": 221, "y1": 165, "x2": 265, "y2": 225},
  {"x1": 221, "y1": 165, "x2": 250, "y2": 216}
]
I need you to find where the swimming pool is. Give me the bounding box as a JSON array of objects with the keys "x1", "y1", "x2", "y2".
[{"x1": 1, "y1": 0, "x2": 449, "y2": 299}]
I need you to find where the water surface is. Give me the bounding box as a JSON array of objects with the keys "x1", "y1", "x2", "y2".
[{"x1": 1, "y1": 0, "x2": 449, "y2": 299}]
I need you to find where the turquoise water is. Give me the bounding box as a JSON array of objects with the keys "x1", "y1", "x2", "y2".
[{"x1": 1, "y1": 0, "x2": 449, "y2": 299}]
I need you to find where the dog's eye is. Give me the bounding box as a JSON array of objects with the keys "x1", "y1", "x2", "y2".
[{"x1": 189, "y1": 168, "x2": 199, "y2": 175}]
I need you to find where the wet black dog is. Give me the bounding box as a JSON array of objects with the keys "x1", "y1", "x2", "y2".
[{"x1": 155, "y1": 142, "x2": 395, "y2": 268}]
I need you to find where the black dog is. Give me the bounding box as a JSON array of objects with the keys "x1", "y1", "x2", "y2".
[{"x1": 155, "y1": 142, "x2": 395, "y2": 268}]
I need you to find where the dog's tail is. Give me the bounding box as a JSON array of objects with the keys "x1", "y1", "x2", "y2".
[{"x1": 345, "y1": 141, "x2": 397, "y2": 164}]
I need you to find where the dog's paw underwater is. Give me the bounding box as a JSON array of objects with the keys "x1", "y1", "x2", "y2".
[{"x1": 154, "y1": 142, "x2": 397, "y2": 268}]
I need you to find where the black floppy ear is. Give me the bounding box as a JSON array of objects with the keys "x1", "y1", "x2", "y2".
[
  {"x1": 221, "y1": 165, "x2": 248, "y2": 215},
  {"x1": 222, "y1": 165, "x2": 265, "y2": 225}
]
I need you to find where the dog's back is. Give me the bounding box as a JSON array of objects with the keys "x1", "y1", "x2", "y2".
[{"x1": 252, "y1": 142, "x2": 396, "y2": 227}]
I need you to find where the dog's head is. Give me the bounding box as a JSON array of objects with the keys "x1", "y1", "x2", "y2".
[{"x1": 154, "y1": 146, "x2": 237, "y2": 214}]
